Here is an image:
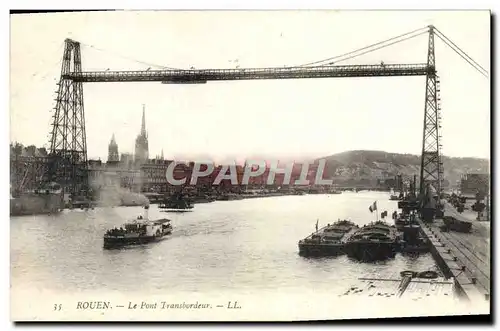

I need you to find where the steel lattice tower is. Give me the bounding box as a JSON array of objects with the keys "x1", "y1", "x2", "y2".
[
  {"x1": 48, "y1": 38, "x2": 88, "y2": 196},
  {"x1": 419, "y1": 26, "x2": 444, "y2": 198}
]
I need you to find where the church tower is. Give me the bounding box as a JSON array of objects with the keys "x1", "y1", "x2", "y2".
[
  {"x1": 135, "y1": 104, "x2": 149, "y2": 164},
  {"x1": 108, "y1": 133, "x2": 119, "y2": 162}
]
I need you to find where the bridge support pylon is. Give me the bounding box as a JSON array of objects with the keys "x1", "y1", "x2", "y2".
[
  {"x1": 48, "y1": 38, "x2": 88, "y2": 196},
  {"x1": 419, "y1": 25, "x2": 444, "y2": 200}
]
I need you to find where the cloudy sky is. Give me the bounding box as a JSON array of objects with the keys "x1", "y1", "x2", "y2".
[{"x1": 10, "y1": 10, "x2": 490, "y2": 163}]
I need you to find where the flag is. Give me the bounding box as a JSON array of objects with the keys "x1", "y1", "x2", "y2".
[
  {"x1": 315, "y1": 219, "x2": 319, "y2": 232},
  {"x1": 381, "y1": 210, "x2": 388, "y2": 218},
  {"x1": 369, "y1": 201, "x2": 377, "y2": 213}
]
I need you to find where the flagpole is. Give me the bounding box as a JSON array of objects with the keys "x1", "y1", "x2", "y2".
[{"x1": 376, "y1": 201, "x2": 379, "y2": 222}]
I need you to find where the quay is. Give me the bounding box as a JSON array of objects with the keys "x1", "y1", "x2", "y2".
[
  {"x1": 342, "y1": 272, "x2": 455, "y2": 300},
  {"x1": 417, "y1": 201, "x2": 490, "y2": 303}
]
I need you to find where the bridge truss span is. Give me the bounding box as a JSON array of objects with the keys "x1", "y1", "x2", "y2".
[{"x1": 65, "y1": 63, "x2": 431, "y2": 83}]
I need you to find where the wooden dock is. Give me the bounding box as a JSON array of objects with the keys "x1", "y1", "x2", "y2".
[
  {"x1": 417, "y1": 202, "x2": 490, "y2": 303},
  {"x1": 340, "y1": 272, "x2": 455, "y2": 300}
]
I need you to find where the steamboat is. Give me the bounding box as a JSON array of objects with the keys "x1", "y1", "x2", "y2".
[{"x1": 103, "y1": 206, "x2": 172, "y2": 248}]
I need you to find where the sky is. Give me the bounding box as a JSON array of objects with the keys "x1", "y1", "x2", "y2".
[{"x1": 10, "y1": 10, "x2": 490, "y2": 163}]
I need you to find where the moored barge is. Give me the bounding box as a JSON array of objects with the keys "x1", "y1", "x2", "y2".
[
  {"x1": 298, "y1": 220, "x2": 359, "y2": 256},
  {"x1": 344, "y1": 221, "x2": 401, "y2": 261},
  {"x1": 159, "y1": 193, "x2": 194, "y2": 211}
]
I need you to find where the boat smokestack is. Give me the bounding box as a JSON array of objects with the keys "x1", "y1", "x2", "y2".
[{"x1": 144, "y1": 205, "x2": 149, "y2": 220}]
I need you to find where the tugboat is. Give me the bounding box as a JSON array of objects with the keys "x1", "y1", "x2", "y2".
[
  {"x1": 394, "y1": 212, "x2": 410, "y2": 230},
  {"x1": 159, "y1": 192, "x2": 194, "y2": 211},
  {"x1": 103, "y1": 206, "x2": 172, "y2": 248},
  {"x1": 298, "y1": 219, "x2": 359, "y2": 256},
  {"x1": 400, "y1": 223, "x2": 430, "y2": 253},
  {"x1": 344, "y1": 221, "x2": 400, "y2": 261}
]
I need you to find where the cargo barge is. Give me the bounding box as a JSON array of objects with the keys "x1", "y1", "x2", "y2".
[
  {"x1": 10, "y1": 182, "x2": 64, "y2": 216},
  {"x1": 159, "y1": 192, "x2": 194, "y2": 211},
  {"x1": 298, "y1": 220, "x2": 359, "y2": 256},
  {"x1": 344, "y1": 221, "x2": 401, "y2": 261}
]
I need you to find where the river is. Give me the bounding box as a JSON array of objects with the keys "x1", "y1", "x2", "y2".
[{"x1": 11, "y1": 191, "x2": 439, "y2": 297}]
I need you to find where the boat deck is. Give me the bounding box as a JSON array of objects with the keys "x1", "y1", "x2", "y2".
[
  {"x1": 340, "y1": 227, "x2": 360, "y2": 243},
  {"x1": 301, "y1": 223, "x2": 356, "y2": 241},
  {"x1": 417, "y1": 203, "x2": 490, "y2": 302}
]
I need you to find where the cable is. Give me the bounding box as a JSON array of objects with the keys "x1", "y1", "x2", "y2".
[
  {"x1": 435, "y1": 33, "x2": 487, "y2": 77},
  {"x1": 434, "y1": 28, "x2": 488, "y2": 75},
  {"x1": 434, "y1": 33, "x2": 488, "y2": 78},
  {"x1": 79, "y1": 42, "x2": 183, "y2": 70},
  {"x1": 323, "y1": 30, "x2": 428, "y2": 66},
  {"x1": 12, "y1": 58, "x2": 62, "y2": 100},
  {"x1": 298, "y1": 26, "x2": 429, "y2": 67}
]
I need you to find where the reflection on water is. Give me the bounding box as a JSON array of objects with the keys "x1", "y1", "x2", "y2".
[{"x1": 11, "y1": 191, "x2": 437, "y2": 294}]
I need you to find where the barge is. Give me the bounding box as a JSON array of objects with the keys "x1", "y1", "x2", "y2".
[
  {"x1": 10, "y1": 182, "x2": 64, "y2": 216},
  {"x1": 298, "y1": 220, "x2": 359, "y2": 256},
  {"x1": 159, "y1": 192, "x2": 194, "y2": 211},
  {"x1": 344, "y1": 221, "x2": 401, "y2": 261}
]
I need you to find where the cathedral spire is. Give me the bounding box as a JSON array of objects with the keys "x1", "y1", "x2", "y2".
[
  {"x1": 141, "y1": 104, "x2": 147, "y2": 137},
  {"x1": 108, "y1": 133, "x2": 119, "y2": 162},
  {"x1": 135, "y1": 104, "x2": 149, "y2": 164}
]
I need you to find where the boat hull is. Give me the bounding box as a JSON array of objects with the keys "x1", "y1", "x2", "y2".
[
  {"x1": 160, "y1": 209, "x2": 193, "y2": 213},
  {"x1": 159, "y1": 205, "x2": 193, "y2": 210},
  {"x1": 298, "y1": 243, "x2": 344, "y2": 256},
  {"x1": 345, "y1": 241, "x2": 399, "y2": 261},
  {"x1": 400, "y1": 241, "x2": 430, "y2": 253},
  {"x1": 10, "y1": 193, "x2": 63, "y2": 216},
  {"x1": 297, "y1": 221, "x2": 358, "y2": 257},
  {"x1": 103, "y1": 231, "x2": 171, "y2": 249}
]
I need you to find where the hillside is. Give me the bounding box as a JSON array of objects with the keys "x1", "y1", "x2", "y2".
[{"x1": 317, "y1": 150, "x2": 489, "y2": 187}]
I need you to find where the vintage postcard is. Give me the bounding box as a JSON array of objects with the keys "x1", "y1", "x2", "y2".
[{"x1": 10, "y1": 10, "x2": 490, "y2": 321}]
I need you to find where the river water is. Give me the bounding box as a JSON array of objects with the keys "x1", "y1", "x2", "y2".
[{"x1": 11, "y1": 191, "x2": 439, "y2": 296}]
